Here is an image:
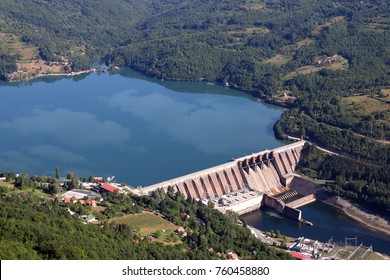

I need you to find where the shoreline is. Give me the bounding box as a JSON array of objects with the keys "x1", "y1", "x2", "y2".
[
  {"x1": 6, "y1": 67, "x2": 107, "y2": 83},
  {"x1": 320, "y1": 196, "x2": 390, "y2": 237}
]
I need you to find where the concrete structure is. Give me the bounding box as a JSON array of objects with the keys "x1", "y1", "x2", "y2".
[
  {"x1": 132, "y1": 141, "x2": 306, "y2": 215},
  {"x1": 137, "y1": 141, "x2": 305, "y2": 199}
]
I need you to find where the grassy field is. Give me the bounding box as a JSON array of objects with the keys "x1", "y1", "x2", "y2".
[
  {"x1": 284, "y1": 55, "x2": 348, "y2": 80},
  {"x1": 379, "y1": 88, "x2": 390, "y2": 101},
  {"x1": 0, "y1": 32, "x2": 37, "y2": 60},
  {"x1": 312, "y1": 16, "x2": 345, "y2": 35},
  {"x1": 110, "y1": 212, "x2": 180, "y2": 243},
  {"x1": 243, "y1": 2, "x2": 266, "y2": 11},
  {"x1": 0, "y1": 180, "x2": 14, "y2": 190},
  {"x1": 263, "y1": 54, "x2": 290, "y2": 65},
  {"x1": 342, "y1": 95, "x2": 390, "y2": 114}
]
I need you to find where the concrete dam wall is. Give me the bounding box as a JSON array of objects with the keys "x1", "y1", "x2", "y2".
[{"x1": 137, "y1": 141, "x2": 305, "y2": 201}]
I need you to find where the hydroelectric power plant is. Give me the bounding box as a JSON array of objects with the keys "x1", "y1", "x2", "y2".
[{"x1": 132, "y1": 141, "x2": 317, "y2": 222}]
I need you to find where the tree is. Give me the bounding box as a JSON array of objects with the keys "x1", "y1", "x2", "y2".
[
  {"x1": 55, "y1": 168, "x2": 60, "y2": 180},
  {"x1": 49, "y1": 181, "x2": 61, "y2": 194},
  {"x1": 153, "y1": 230, "x2": 162, "y2": 239}
]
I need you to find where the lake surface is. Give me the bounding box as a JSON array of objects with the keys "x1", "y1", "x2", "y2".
[
  {"x1": 0, "y1": 68, "x2": 285, "y2": 185},
  {"x1": 242, "y1": 201, "x2": 390, "y2": 255}
]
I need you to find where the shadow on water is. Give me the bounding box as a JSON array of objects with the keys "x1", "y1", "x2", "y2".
[{"x1": 242, "y1": 201, "x2": 390, "y2": 255}]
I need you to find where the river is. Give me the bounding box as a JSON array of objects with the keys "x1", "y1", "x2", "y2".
[{"x1": 242, "y1": 202, "x2": 390, "y2": 255}]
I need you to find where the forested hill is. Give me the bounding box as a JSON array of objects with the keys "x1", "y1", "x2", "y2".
[{"x1": 0, "y1": 0, "x2": 389, "y2": 215}]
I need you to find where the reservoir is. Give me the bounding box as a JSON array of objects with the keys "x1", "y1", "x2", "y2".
[
  {"x1": 0, "y1": 68, "x2": 285, "y2": 186},
  {"x1": 1, "y1": 68, "x2": 388, "y2": 255}
]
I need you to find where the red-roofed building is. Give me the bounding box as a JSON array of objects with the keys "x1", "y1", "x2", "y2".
[
  {"x1": 86, "y1": 200, "x2": 97, "y2": 207},
  {"x1": 100, "y1": 183, "x2": 123, "y2": 193},
  {"x1": 93, "y1": 177, "x2": 103, "y2": 183},
  {"x1": 70, "y1": 196, "x2": 77, "y2": 203},
  {"x1": 229, "y1": 253, "x2": 239, "y2": 260},
  {"x1": 290, "y1": 251, "x2": 307, "y2": 260},
  {"x1": 180, "y1": 213, "x2": 190, "y2": 219}
]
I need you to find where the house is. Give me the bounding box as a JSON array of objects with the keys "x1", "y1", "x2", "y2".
[
  {"x1": 290, "y1": 251, "x2": 307, "y2": 260},
  {"x1": 180, "y1": 213, "x2": 190, "y2": 219},
  {"x1": 70, "y1": 196, "x2": 77, "y2": 203},
  {"x1": 147, "y1": 236, "x2": 155, "y2": 242},
  {"x1": 93, "y1": 177, "x2": 103, "y2": 183},
  {"x1": 175, "y1": 226, "x2": 186, "y2": 236},
  {"x1": 86, "y1": 200, "x2": 97, "y2": 207},
  {"x1": 99, "y1": 183, "x2": 123, "y2": 194},
  {"x1": 175, "y1": 226, "x2": 185, "y2": 233},
  {"x1": 81, "y1": 215, "x2": 96, "y2": 224},
  {"x1": 79, "y1": 199, "x2": 86, "y2": 205}
]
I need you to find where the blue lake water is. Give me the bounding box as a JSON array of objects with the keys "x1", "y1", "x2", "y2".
[{"x1": 0, "y1": 68, "x2": 285, "y2": 185}]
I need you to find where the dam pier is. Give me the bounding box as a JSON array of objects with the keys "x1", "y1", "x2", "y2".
[{"x1": 132, "y1": 141, "x2": 319, "y2": 222}]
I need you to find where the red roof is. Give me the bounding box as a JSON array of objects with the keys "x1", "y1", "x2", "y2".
[
  {"x1": 290, "y1": 251, "x2": 307, "y2": 260},
  {"x1": 101, "y1": 183, "x2": 117, "y2": 193}
]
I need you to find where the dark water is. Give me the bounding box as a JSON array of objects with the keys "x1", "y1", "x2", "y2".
[
  {"x1": 242, "y1": 201, "x2": 390, "y2": 255},
  {"x1": 0, "y1": 68, "x2": 285, "y2": 185}
]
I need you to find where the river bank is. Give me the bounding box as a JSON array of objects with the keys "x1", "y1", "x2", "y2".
[{"x1": 320, "y1": 196, "x2": 390, "y2": 236}]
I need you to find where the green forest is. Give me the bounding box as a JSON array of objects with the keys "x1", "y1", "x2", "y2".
[
  {"x1": 0, "y1": 0, "x2": 389, "y2": 257},
  {"x1": 0, "y1": 183, "x2": 291, "y2": 260}
]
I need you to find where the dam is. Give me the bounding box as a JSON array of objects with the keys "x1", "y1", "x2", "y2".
[{"x1": 133, "y1": 141, "x2": 312, "y2": 218}]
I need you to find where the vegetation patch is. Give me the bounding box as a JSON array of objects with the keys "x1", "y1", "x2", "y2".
[
  {"x1": 263, "y1": 54, "x2": 290, "y2": 65},
  {"x1": 379, "y1": 88, "x2": 390, "y2": 101},
  {"x1": 312, "y1": 16, "x2": 345, "y2": 35},
  {"x1": 280, "y1": 38, "x2": 314, "y2": 56},
  {"x1": 243, "y1": 1, "x2": 267, "y2": 11},
  {"x1": 0, "y1": 33, "x2": 71, "y2": 81},
  {"x1": 0, "y1": 180, "x2": 14, "y2": 190},
  {"x1": 284, "y1": 55, "x2": 348, "y2": 80},
  {"x1": 342, "y1": 95, "x2": 390, "y2": 114},
  {"x1": 110, "y1": 212, "x2": 178, "y2": 237},
  {"x1": 366, "y1": 17, "x2": 390, "y2": 32}
]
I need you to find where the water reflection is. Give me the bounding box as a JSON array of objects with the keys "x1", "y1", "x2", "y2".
[
  {"x1": 105, "y1": 90, "x2": 281, "y2": 155},
  {"x1": 0, "y1": 108, "x2": 130, "y2": 148},
  {"x1": 0, "y1": 70, "x2": 284, "y2": 184}
]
